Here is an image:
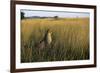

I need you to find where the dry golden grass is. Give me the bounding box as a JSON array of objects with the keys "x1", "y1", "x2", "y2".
[{"x1": 21, "y1": 18, "x2": 89, "y2": 62}]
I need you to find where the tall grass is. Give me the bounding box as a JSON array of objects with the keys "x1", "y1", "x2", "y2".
[{"x1": 21, "y1": 18, "x2": 89, "y2": 63}]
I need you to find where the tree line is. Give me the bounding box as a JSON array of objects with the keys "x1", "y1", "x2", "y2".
[{"x1": 21, "y1": 12, "x2": 59, "y2": 20}]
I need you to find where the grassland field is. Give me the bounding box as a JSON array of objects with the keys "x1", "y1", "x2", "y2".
[{"x1": 21, "y1": 18, "x2": 89, "y2": 62}]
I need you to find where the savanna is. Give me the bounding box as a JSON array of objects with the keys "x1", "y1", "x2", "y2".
[{"x1": 21, "y1": 17, "x2": 89, "y2": 63}]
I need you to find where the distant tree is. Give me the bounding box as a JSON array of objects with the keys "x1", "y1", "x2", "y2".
[
  {"x1": 21, "y1": 12, "x2": 25, "y2": 19},
  {"x1": 54, "y1": 16, "x2": 59, "y2": 19}
]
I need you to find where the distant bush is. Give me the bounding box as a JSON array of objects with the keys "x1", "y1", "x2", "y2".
[
  {"x1": 21, "y1": 12, "x2": 25, "y2": 19},
  {"x1": 54, "y1": 16, "x2": 59, "y2": 19}
]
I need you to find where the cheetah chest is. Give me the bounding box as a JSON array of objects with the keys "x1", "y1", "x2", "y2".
[{"x1": 47, "y1": 33, "x2": 52, "y2": 44}]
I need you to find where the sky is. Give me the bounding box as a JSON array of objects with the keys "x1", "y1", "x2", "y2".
[{"x1": 21, "y1": 9, "x2": 90, "y2": 18}]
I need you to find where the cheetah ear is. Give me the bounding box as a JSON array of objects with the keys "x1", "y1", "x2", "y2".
[
  {"x1": 47, "y1": 29, "x2": 50, "y2": 31},
  {"x1": 50, "y1": 31, "x2": 52, "y2": 34}
]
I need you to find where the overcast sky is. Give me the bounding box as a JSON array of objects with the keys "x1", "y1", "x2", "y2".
[{"x1": 21, "y1": 10, "x2": 89, "y2": 18}]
